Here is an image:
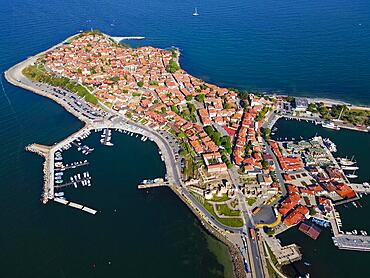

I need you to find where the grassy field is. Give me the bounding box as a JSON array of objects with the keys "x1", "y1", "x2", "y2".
[
  {"x1": 204, "y1": 200, "x2": 243, "y2": 227},
  {"x1": 216, "y1": 204, "x2": 241, "y2": 217},
  {"x1": 190, "y1": 192, "x2": 244, "y2": 228},
  {"x1": 209, "y1": 194, "x2": 230, "y2": 202},
  {"x1": 246, "y1": 197, "x2": 257, "y2": 206}
]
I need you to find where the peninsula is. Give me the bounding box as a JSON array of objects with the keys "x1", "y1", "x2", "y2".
[{"x1": 5, "y1": 30, "x2": 370, "y2": 278}]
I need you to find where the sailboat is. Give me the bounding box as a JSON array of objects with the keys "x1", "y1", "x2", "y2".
[{"x1": 193, "y1": 8, "x2": 199, "y2": 16}]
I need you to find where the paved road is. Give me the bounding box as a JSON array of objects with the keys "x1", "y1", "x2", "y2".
[
  {"x1": 229, "y1": 167, "x2": 265, "y2": 278},
  {"x1": 262, "y1": 138, "x2": 287, "y2": 197}
]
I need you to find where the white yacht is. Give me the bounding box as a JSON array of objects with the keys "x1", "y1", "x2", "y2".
[{"x1": 322, "y1": 121, "x2": 340, "y2": 130}]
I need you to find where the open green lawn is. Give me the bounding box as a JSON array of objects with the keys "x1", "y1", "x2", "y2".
[
  {"x1": 216, "y1": 204, "x2": 241, "y2": 217},
  {"x1": 246, "y1": 197, "x2": 257, "y2": 206},
  {"x1": 209, "y1": 194, "x2": 230, "y2": 202},
  {"x1": 190, "y1": 192, "x2": 243, "y2": 228},
  {"x1": 203, "y1": 201, "x2": 243, "y2": 228}
]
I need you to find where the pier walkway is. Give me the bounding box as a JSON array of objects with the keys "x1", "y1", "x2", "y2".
[
  {"x1": 54, "y1": 176, "x2": 91, "y2": 188},
  {"x1": 333, "y1": 235, "x2": 370, "y2": 251},
  {"x1": 54, "y1": 198, "x2": 97, "y2": 215},
  {"x1": 56, "y1": 161, "x2": 89, "y2": 171},
  {"x1": 138, "y1": 181, "x2": 169, "y2": 189}
]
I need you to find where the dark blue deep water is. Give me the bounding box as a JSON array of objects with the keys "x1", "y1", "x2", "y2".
[
  {"x1": 2, "y1": 0, "x2": 370, "y2": 104},
  {"x1": 0, "y1": 0, "x2": 369, "y2": 277}
]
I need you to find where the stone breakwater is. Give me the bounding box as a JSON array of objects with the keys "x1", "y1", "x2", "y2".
[{"x1": 25, "y1": 144, "x2": 51, "y2": 204}]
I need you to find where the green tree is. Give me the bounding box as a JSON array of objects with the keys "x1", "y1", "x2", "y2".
[
  {"x1": 171, "y1": 48, "x2": 177, "y2": 58},
  {"x1": 177, "y1": 132, "x2": 186, "y2": 138},
  {"x1": 286, "y1": 96, "x2": 293, "y2": 103},
  {"x1": 137, "y1": 81, "x2": 144, "y2": 87},
  {"x1": 196, "y1": 94, "x2": 205, "y2": 102},
  {"x1": 84, "y1": 93, "x2": 98, "y2": 105},
  {"x1": 186, "y1": 95, "x2": 193, "y2": 101},
  {"x1": 319, "y1": 105, "x2": 329, "y2": 116},
  {"x1": 188, "y1": 103, "x2": 196, "y2": 114},
  {"x1": 171, "y1": 105, "x2": 179, "y2": 114},
  {"x1": 308, "y1": 103, "x2": 318, "y2": 113},
  {"x1": 261, "y1": 160, "x2": 269, "y2": 169},
  {"x1": 262, "y1": 128, "x2": 271, "y2": 139},
  {"x1": 165, "y1": 59, "x2": 180, "y2": 73}
]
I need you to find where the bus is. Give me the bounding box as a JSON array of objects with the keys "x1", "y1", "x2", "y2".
[{"x1": 249, "y1": 228, "x2": 255, "y2": 240}]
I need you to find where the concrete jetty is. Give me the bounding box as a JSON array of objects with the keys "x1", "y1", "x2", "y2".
[
  {"x1": 138, "y1": 181, "x2": 169, "y2": 189},
  {"x1": 329, "y1": 203, "x2": 370, "y2": 251},
  {"x1": 333, "y1": 235, "x2": 370, "y2": 251},
  {"x1": 111, "y1": 36, "x2": 145, "y2": 43}
]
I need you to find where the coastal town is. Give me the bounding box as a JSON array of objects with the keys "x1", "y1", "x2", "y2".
[{"x1": 5, "y1": 30, "x2": 370, "y2": 278}]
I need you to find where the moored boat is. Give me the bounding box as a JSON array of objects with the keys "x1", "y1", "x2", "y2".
[{"x1": 322, "y1": 121, "x2": 340, "y2": 130}]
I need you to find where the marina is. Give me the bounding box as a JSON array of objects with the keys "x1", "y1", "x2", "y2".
[
  {"x1": 23, "y1": 115, "x2": 179, "y2": 219},
  {"x1": 100, "y1": 128, "x2": 114, "y2": 146}
]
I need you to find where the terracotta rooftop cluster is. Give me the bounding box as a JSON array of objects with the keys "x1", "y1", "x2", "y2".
[{"x1": 44, "y1": 33, "x2": 256, "y2": 159}]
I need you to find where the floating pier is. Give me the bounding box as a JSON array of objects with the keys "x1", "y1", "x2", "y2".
[
  {"x1": 54, "y1": 197, "x2": 68, "y2": 205},
  {"x1": 54, "y1": 176, "x2": 91, "y2": 188},
  {"x1": 54, "y1": 198, "x2": 97, "y2": 215}
]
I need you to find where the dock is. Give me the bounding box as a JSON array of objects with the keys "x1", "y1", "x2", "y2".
[
  {"x1": 56, "y1": 161, "x2": 89, "y2": 171},
  {"x1": 328, "y1": 203, "x2": 370, "y2": 251},
  {"x1": 333, "y1": 235, "x2": 370, "y2": 251},
  {"x1": 350, "y1": 183, "x2": 370, "y2": 194},
  {"x1": 138, "y1": 181, "x2": 169, "y2": 189},
  {"x1": 54, "y1": 197, "x2": 68, "y2": 205},
  {"x1": 263, "y1": 234, "x2": 302, "y2": 265},
  {"x1": 54, "y1": 198, "x2": 97, "y2": 215},
  {"x1": 54, "y1": 177, "x2": 91, "y2": 188}
]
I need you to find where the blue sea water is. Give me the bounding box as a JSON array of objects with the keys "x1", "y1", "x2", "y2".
[
  {"x1": 1, "y1": 0, "x2": 370, "y2": 104},
  {"x1": 0, "y1": 0, "x2": 370, "y2": 277}
]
